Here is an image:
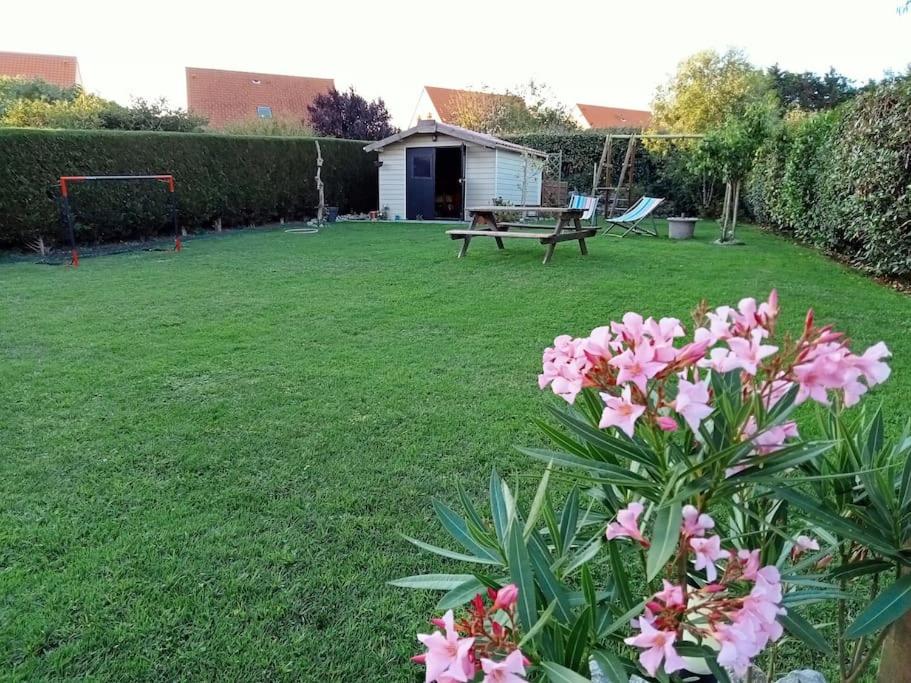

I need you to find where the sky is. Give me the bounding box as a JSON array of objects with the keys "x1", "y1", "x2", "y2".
[{"x1": 3, "y1": 0, "x2": 909, "y2": 127}]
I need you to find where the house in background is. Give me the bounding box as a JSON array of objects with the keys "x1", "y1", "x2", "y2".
[
  {"x1": 0, "y1": 51, "x2": 81, "y2": 88},
  {"x1": 574, "y1": 103, "x2": 652, "y2": 130},
  {"x1": 411, "y1": 85, "x2": 523, "y2": 127},
  {"x1": 364, "y1": 120, "x2": 546, "y2": 222},
  {"x1": 186, "y1": 67, "x2": 334, "y2": 128}
]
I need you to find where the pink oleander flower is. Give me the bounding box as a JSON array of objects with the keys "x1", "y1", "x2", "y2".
[
  {"x1": 715, "y1": 619, "x2": 761, "y2": 676},
  {"x1": 609, "y1": 343, "x2": 666, "y2": 392},
  {"x1": 737, "y1": 549, "x2": 762, "y2": 580},
  {"x1": 480, "y1": 650, "x2": 527, "y2": 683},
  {"x1": 645, "y1": 317, "x2": 685, "y2": 362},
  {"x1": 538, "y1": 335, "x2": 590, "y2": 404},
  {"x1": 653, "y1": 580, "x2": 685, "y2": 608},
  {"x1": 583, "y1": 325, "x2": 615, "y2": 363},
  {"x1": 624, "y1": 619, "x2": 686, "y2": 677},
  {"x1": 417, "y1": 610, "x2": 476, "y2": 683},
  {"x1": 674, "y1": 339, "x2": 711, "y2": 367},
  {"x1": 681, "y1": 505, "x2": 714, "y2": 537},
  {"x1": 492, "y1": 584, "x2": 518, "y2": 611},
  {"x1": 725, "y1": 329, "x2": 778, "y2": 375},
  {"x1": 689, "y1": 536, "x2": 729, "y2": 582},
  {"x1": 793, "y1": 535, "x2": 820, "y2": 558},
  {"x1": 742, "y1": 417, "x2": 799, "y2": 456},
  {"x1": 674, "y1": 377, "x2": 713, "y2": 432},
  {"x1": 656, "y1": 415, "x2": 678, "y2": 432},
  {"x1": 599, "y1": 386, "x2": 646, "y2": 437},
  {"x1": 606, "y1": 501, "x2": 648, "y2": 546},
  {"x1": 612, "y1": 311, "x2": 646, "y2": 344},
  {"x1": 698, "y1": 346, "x2": 739, "y2": 373}
]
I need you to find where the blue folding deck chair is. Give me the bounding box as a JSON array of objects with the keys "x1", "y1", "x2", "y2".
[
  {"x1": 568, "y1": 194, "x2": 599, "y2": 222},
  {"x1": 602, "y1": 196, "x2": 665, "y2": 237}
]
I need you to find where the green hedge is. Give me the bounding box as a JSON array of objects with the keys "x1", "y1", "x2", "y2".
[
  {"x1": 748, "y1": 76, "x2": 911, "y2": 276},
  {"x1": 0, "y1": 128, "x2": 377, "y2": 248}
]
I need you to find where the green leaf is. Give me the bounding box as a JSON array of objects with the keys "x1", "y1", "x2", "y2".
[
  {"x1": 433, "y1": 500, "x2": 501, "y2": 562},
  {"x1": 769, "y1": 486, "x2": 900, "y2": 559},
  {"x1": 597, "y1": 598, "x2": 648, "y2": 637},
  {"x1": 564, "y1": 606, "x2": 591, "y2": 671},
  {"x1": 525, "y1": 464, "x2": 553, "y2": 539},
  {"x1": 456, "y1": 482, "x2": 487, "y2": 530},
  {"x1": 546, "y1": 405, "x2": 661, "y2": 471},
  {"x1": 606, "y1": 542, "x2": 634, "y2": 610},
  {"x1": 829, "y1": 559, "x2": 893, "y2": 580},
  {"x1": 846, "y1": 573, "x2": 911, "y2": 638},
  {"x1": 518, "y1": 600, "x2": 557, "y2": 648},
  {"x1": 490, "y1": 470, "x2": 510, "y2": 544},
  {"x1": 647, "y1": 502, "x2": 682, "y2": 582},
  {"x1": 559, "y1": 487, "x2": 580, "y2": 558},
  {"x1": 518, "y1": 447, "x2": 655, "y2": 488},
  {"x1": 590, "y1": 650, "x2": 627, "y2": 683},
  {"x1": 388, "y1": 574, "x2": 477, "y2": 590},
  {"x1": 780, "y1": 610, "x2": 835, "y2": 655},
  {"x1": 527, "y1": 533, "x2": 574, "y2": 624},
  {"x1": 728, "y1": 441, "x2": 835, "y2": 482},
  {"x1": 506, "y1": 520, "x2": 538, "y2": 632},
  {"x1": 581, "y1": 565, "x2": 597, "y2": 625},
  {"x1": 540, "y1": 661, "x2": 592, "y2": 683},
  {"x1": 402, "y1": 535, "x2": 500, "y2": 565},
  {"x1": 437, "y1": 577, "x2": 485, "y2": 610}
]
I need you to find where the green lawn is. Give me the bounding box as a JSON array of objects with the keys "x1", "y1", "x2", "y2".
[{"x1": 2, "y1": 222, "x2": 909, "y2": 681}]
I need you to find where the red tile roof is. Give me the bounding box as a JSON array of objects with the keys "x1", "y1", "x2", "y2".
[
  {"x1": 186, "y1": 67, "x2": 335, "y2": 128},
  {"x1": 423, "y1": 86, "x2": 523, "y2": 124},
  {"x1": 0, "y1": 51, "x2": 79, "y2": 88},
  {"x1": 576, "y1": 103, "x2": 652, "y2": 129}
]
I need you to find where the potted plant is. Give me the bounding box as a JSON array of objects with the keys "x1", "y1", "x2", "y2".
[{"x1": 667, "y1": 216, "x2": 698, "y2": 239}]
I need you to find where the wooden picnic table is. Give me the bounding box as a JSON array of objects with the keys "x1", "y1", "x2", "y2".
[{"x1": 446, "y1": 206, "x2": 597, "y2": 265}]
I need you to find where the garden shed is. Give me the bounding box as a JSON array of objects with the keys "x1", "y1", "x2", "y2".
[{"x1": 364, "y1": 120, "x2": 546, "y2": 221}]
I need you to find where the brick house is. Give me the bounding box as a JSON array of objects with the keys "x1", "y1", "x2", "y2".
[
  {"x1": 185, "y1": 67, "x2": 334, "y2": 128},
  {"x1": 411, "y1": 86, "x2": 524, "y2": 127},
  {"x1": 0, "y1": 51, "x2": 81, "y2": 88},
  {"x1": 574, "y1": 103, "x2": 652, "y2": 129}
]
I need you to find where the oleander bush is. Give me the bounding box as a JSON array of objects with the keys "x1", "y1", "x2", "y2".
[{"x1": 0, "y1": 128, "x2": 377, "y2": 249}]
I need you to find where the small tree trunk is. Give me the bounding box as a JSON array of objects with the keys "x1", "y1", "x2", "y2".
[
  {"x1": 214, "y1": 218, "x2": 222, "y2": 232},
  {"x1": 878, "y1": 565, "x2": 911, "y2": 682},
  {"x1": 730, "y1": 180, "x2": 740, "y2": 241},
  {"x1": 720, "y1": 182, "x2": 732, "y2": 241}
]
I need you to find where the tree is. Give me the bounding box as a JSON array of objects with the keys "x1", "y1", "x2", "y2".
[
  {"x1": 0, "y1": 77, "x2": 206, "y2": 132},
  {"x1": 0, "y1": 76, "x2": 81, "y2": 118},
  {"x1": 650, "y1": 49, "x2": 778, "y2": 134},
  {"x1": 307, "y1": 87, "x2": 396, "y2": 141},
  {"x1": 448, "y1": 80, "x2": 577, "y2": 135},
  {"x1": 767, "y1": 65, "x2": 857, "y2": 111},
  {"x1": 693, "y1": 104, "x2": 776, "y2": 243},
  {"x1": 99, "y1": 97, "x2": 207, "y2": 132}
]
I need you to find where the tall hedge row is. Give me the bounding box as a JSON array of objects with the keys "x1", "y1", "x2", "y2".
[
  {"x1": 747, "y1": 76, "x2": 911, "y2": 277},
  {"x1": 0, "y1": 128, "x2": 377, "y2": 248},
  {"x1": 504, "y1": 131, "x2": 709, "y2": 216}
]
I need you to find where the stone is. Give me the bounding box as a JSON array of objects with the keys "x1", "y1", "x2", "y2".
[{"x1": 773, "y1": 670, "x2": 826, "y2": 683}]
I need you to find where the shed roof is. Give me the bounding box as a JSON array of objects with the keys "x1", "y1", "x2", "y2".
[
  {"x1": 0, "y1": 51, "x2": 80, "y2": 88},
  {"x1": 364, "y1": 120, "x2": 547, "y2": 157},
  {"x1": 186, "y1": 66, "x2": 334, "y2": 128},
  {"x1": 576, "y1": 103, "x2": 652, "y2": 129}
]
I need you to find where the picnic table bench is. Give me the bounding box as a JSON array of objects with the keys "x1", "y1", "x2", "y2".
[{"x1": 446, "y1": 206, "x2": 597, "y2": 265}]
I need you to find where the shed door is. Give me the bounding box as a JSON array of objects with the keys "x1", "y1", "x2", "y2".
[{"x1": 406, "y1": 147, "x2": 435, "y2": 220}]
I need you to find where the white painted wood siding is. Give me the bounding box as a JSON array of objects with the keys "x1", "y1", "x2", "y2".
[
  {"x1": 376, "y1": 133, "x2": 499, "y2": 221},
  {"x1": 494, "y1": 149, "x2": 543, "y2": 206}
]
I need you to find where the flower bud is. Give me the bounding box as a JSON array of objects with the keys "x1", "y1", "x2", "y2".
[{"x1": 493, "y1": 584, "x2": 519, "y2": 610}]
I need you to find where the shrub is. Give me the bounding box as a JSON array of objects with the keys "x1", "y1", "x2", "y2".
[
  {"x1": 747, "y1": 75, "x2": 911, "y2": 277},
  {"x1": 0, "y1": 128, "x2": 377, "y2": 249},
  {"x1": 397, "y1": 292, "x2": 901, "y2": 682}
]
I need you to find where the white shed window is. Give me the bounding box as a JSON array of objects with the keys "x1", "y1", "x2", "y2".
[{"x1": 256, "y1": 106, "x2": 272, "y2": 119}]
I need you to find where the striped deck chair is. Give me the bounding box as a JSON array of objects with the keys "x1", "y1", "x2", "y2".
[
  {"x1": 602, "y1": 196, "x2": 665, "y2": 237},
  {"x1": 568, "y1": 194, "x2": 599, "y2": 222}
]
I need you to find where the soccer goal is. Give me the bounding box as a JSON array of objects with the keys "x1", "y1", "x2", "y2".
[{"x1": 58, "y1": 174, "x2": 181, "y2": 267}]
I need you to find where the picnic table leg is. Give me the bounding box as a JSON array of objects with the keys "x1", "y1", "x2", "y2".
[
  {"x1": 572, "y1": 216, "x2": 589, "y2": 255},
  {"x1": 458, "y1": 236, "x2": 471, "y2": 258},
  {"x1": 542, "y1": 242, "x2": 557, "y2": 265}
]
